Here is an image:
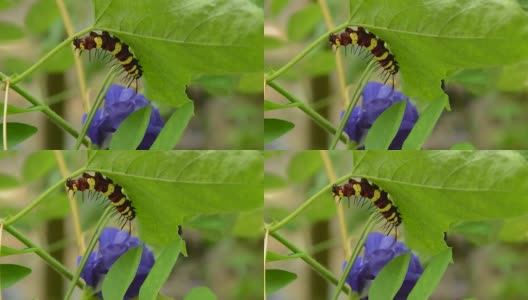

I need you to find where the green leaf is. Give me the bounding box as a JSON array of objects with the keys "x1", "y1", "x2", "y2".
[
  {"x1": 0, "y1": 122, "x2": 38, "y2": 148},
  {"x1": 266, "y1": 269, "x2": 297, "y2": 295},
  {"x1": 408, "y1": 248, "x2": 452, "y2": 300},
  {"x1": 0, "y1": 22, "x2": 24, "y2": 41},
  {"x1": 264, "y1": 100, "x2": 302, "y2": 111},
  {"x1": 139, "y1": 240, "x2": 182, "y2": 300},
  {"x1": 266, "y1": 251, "x2": 305, "y2": 262},
  {"x1": 270, "y1": 0, "x2": 289, "y2": 15},
  {"x1": 103, "y1": 246, "x2": 143, "y2": 300},
  {"x1": 264, "y1": 172, "x2": 287, "y2": 190},
  {"x1": 232, "y1": 209, "x2": 264, "y2": 237},
  {"x1": 24, "y1": 0, "x2": 59, "y2": 34},
  {"x1": 86, "y1": 151, "x2": 262, "y2": 246},
  {"x1": 0, "y1": 103, "x2": 44, "y2": 115},
  {"x1": 369, "y1": 253, "x2": 411, "y2": 300},
  {"x1": 183, "y1": 287, "x2": 217, "y2": 300},
  {"x1": 497, "y1": 62, "x2": 528, "y2": 92},
  {"x1": 0, "y1": 173, "x2": 19, "y2": 189},
  {"x1": 0, "y1": 264, "x2": 32, "y2": 289},
  {"x1": 350, "y1": 151, "x2": 528, "y2": 255},
  {"x1": 499, "y1": 215, "x2": 528, "y2": 242},
  {"x1": 264, "y1": 118, "x2": 294, "y2": 144},
  {"x1": 22, "y1": 151, "x2": 56, "y2": 181},
  {"x1": 0, "y1": 246, "x2": 37, "y2": 257},
  {"x1": 365, "y1": 101, "x2": 406, "y2": 150},
  {"x1": 93, "y1": 0, "x2": 263, "y2": 107},
  {"x1": 403, "y1": 96, "x2": 447, "y2": 149},
  {"x1": 450, "y1": 143, "x2": 476, "y2": 150},
  {"x1": 0, "y1": 0, "x2": 21, "y2": 10},
  {"x1": 348, "y1": 0, "x2": 528, "y2": 101},
  {"x1": 287, "y1": 3, "x2": 322, "y2": 40},
  {"x1": 110, "y1": 106, "x2": 152, "y2": 150},
  {"x1": 238, "y1": 72, "x2": 264, "y2": 94},
  {"x1": 287, "y1": 151, "x2": 322, "y2": 182},
  {"x1": 149, "y1": 102, "x2": 194, "y2": 150}
]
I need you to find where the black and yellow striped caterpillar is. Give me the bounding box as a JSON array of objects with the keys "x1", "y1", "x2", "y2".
[
  {"x1": 332, "y1": 178, "x2": 401, "y2": 231},
  {"x1": 73, "y1": 31, "x2": 143, "y2": 87},
  {"x1": 66, "y1": 172, "x2": 136, "y2": 229},
  {"x1": 329, "y1": 27, "x2": 399, "y2": 84}
]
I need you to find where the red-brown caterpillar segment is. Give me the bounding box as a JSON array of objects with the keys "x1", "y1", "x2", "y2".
[
  {"x1": 332, "y1": 178, "x2": 401, "y2": 228},
  {"x1": 329, "y1": 27, "x2": 399, "y2": 84},
  {"x1": 66, "y1": 172, "x2": 136, "y2": 223},
  {"x1": 72, "y1": 31, "x2": 143, "y2": 87}
]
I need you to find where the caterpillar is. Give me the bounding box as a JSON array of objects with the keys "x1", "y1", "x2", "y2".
[
  {"x1": 329, "y1": 27, "x2": 399, "y2": 85},
  {"x1": 66, "y1": 172, "x2": 136, "y2": 230},
  {"x1": 73, "y1": 31, "x2": 143, "y2": 88},
  {"x1": 332, "y1": 178, "x2": 401, "y2": 232}
]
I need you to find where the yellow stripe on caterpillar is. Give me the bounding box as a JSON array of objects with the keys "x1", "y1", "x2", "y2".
[
  {"x1": 111, "y1": 43, "x2": 122, "y2": 55},
  {"x1": 367, "y1": 38, "x2": 377, "y2": 50},
  {"x1": 378, "y1": 203, "x2": 392, "y2": 213},
  {"x1": 87, "y1": 178, "x2": 96, "y2": 190},
  {"x1": 104, "y1": 184, "x2": 115, "y2": 196},
  {"x1": 375, "y1": 52, "x2": 389, "y2": 61},
  {"x1": 112, "y1": 197, "x2": 126, "y2": 207},
  {"x1": 370, "y1": 189, "x2": 381, "y2": 202}
]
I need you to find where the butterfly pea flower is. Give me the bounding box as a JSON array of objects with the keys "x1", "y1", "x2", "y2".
[
  {"x1": 78, "y1": 227, "x2": 155, "y2": 300},
  {"x1": 82, "y1": 84, "x2": 165, "y2": 150},
  {"x1": 344, "y1": 232, "x2": 423, "y2": 300},
  {"x1": 342, "y1": 82, "x2": 418, "y2": 149}
]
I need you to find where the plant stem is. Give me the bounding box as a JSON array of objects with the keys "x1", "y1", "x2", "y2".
[
  {"x1": 9, "y1": 27, "x2": 92, "y2": 85},
  {"x1": 267, "y1": 81, "x2": 348, "y2": 144},
  {"x1": 331, "y1": 213, "x2": 377, "y2": 300},
  {"x1": 4, "y1": 168, "x2": 85, "y2": 226},
  {"x1": 319, "y1": 150, "x2": 351, "y2": 258},
  {"x1": 269, "y1": 174, "x2": 352, "y2": 232},
  {"x1": 0, "y1": 72, "x2": 91, "y2": 147},
  {"x1": 55, "y1": 0, "x2": 91, "y2": 111},
  {"x1": 329, "y1": 60, "x2": 377, "y2": 150},
  {"x1": 64, "y1": 206, "x2": 113, "y2": 300},
  {"x1": 4, "y1": 225, "x2": 85, "y2": 289},
  {"x1": 266, "y1": 23, "x2": 349, "y2": 82},
  {"x1": 269, "y1": 231, "x2": 351, "y2": 295},
  {"x1": 74, "y1": 67, "x2": 117, "y2": 150}
]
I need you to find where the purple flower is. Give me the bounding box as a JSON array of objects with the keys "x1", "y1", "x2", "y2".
[
  {"x1": 82, "y1": 85, "x2": 165, "y2": 149},
  {"x1": 78, "y1": 227, "x2": 155, "y2": 300},
  {"x1": 344, "y1": 233, "x2": 423, "y2": 300},
  {"x1": 342, "y1": 82, "x2": 419, "y2": 149}
]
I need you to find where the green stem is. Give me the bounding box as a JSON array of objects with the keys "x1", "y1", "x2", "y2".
[
  {"x1": 4, "y1": 168, "x2": 85, "y2": 226},
  {"x1": 269, "y1": 231, "x2": 351, "y2": 295},
  {"x1": 331, "y1": 213, "x2": 377, "y2": 300},
  {"x1": 9, "y1": 27, "x2": 92, "y2": 84},
  {"x1": 74, "y1": 67, "x2": 118, "y2": 149},
  {"x1": 329, "y1": 60, "x2": 377, "y2": 150},
  {"x1": 64, "y1": 205, "x2": 113, "y2": 300},
  {"x1": 269, "y1": 174, "x2": 352, "y2": 232},
  {"x1": 4, "y1": 225, "x2": 85, "y2": 289},
  {"x1": 267, "y1": 81, "x2": 348, "y2": 144},
  {"x1": 266, "y1": 23, "x2": 349, "y2": 82},
  {"x1": 0, "y1": 72, "x2": 90, "y2": 147}
]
